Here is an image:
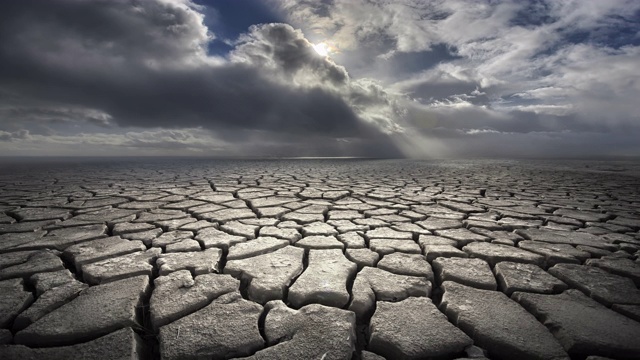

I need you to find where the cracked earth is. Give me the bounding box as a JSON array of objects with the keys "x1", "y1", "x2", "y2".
[{"x1": 0, "y1": 159, "x2": 639, "y2": 360}]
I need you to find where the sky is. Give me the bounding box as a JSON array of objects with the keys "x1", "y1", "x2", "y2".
[{"x1": 0, "y1": 0, "x2": 639, "y2": 158}]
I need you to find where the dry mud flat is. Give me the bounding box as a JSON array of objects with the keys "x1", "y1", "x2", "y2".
[{"x1": 0, "y1": 158, "x2": 639, "y2": 360}]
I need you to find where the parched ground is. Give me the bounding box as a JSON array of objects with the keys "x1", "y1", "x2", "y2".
[{"x1": 0, "y1": 158, "x2": 640, "y2": 360}]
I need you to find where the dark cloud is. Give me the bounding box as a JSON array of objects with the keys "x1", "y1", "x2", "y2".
[
  {"x1": 0, "y1": 0, "x2": 403, "y2": 156},
  {"x1": 0, "y1": 0, "x2": 211, "y2": 63}
]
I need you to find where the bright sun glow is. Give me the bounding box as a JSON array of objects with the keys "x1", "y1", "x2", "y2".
[{"x1": 312, "y1": 42, "x2": 331, "y2": 57}]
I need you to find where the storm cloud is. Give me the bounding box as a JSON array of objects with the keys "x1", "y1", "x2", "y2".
[{"x1": 0, "y1": 0, "x2": 405, "y2": 156}]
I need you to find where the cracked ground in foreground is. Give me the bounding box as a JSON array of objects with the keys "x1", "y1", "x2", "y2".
[{"x1": 0, "y1": 158, "x2": 639, "y2": 360}]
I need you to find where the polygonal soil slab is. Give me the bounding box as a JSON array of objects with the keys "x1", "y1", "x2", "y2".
[
  {"x1": 365, "y1": 227, "x2": 413, "y2": 240},
  {"x1": 288, "y1": 249, "x2": 357, "y2": 308},
  {"x1": 220, "y1": 220, "x2": 259, "y2": 239},
  {"x1": 0, "y1": 250, "x2": 64, "y2": 281},
  {"x1": 301, "y1": 221, "x2": 338, "y2": 236},
  {"x1": 345, "y1": 248, "x2": 380, "y2": 269},
  {"x1": 14, "y1": 275, "x2": 149, "y2": 347},
  {"x1": 282, "y1": 212, "x2": 324, "y2": 224},
  {"x1": 434, "y1": 228, "x2": 489, "y2": 246},
  {"x1": 195, "y1": 227, "x2": 246, "y2": 250},
  {"x1": 369, "y1": 297, "x2": 472, "y2": 360},
  {"x1": 0, "y1": 249, "x2": 43, "y2": 269},
  {"x1": 0, "y1": 279, "x2": 33, "y2": 328},
  {"x1": 369, "y1": 239, "x2": 421, "y2": 255},
  {"x1": 294, "y1": 235, "x2": 344, "y2": 251},
  {"x1": 432, "y1": 257, "x2": 496, "y2": 290},
  {"x1": 258, "y1": 226, "x2": 301, "y2": 242},
  {"x1": 30, "y1": 269, "x2": 77, "y2": 296},
  {"x1": 438, "y1": 200, "x2": 485, "y2": 213},
  {"x1": 158, "y1": 292, "x2": 263, "y2": 360},
  {"x1": 0, "y1": 221, "x2": 58, "y2": 236},
  {"x1": 423, "y1": 244, "x2": 468, "y2": 262},
  {"x1": 415, "y1": 218, "x2": 463, "y2": 231},
  {"x1": 26, "y1": 224, "x2": 108, "y2": 250},
  {"x1": 0, "y1": 231, "x2": 47, "y2": 251},
  {"x1": 165, "y1": 239, "x2": 201, "y2": 253},
  {"x1": 242, "y1": 300, "x2": 356, "y2": 360},
  {"x1": 224, "y1": 246, "x2": 304, "y2": 304},
  {"x1": 349, "y1": 267, "x2": 431, "y2": 319},
  {"x1": 8, "y1": 207, "x2": 71, "y2": 222},
  {"x1": 151, "y1": 230, "x2": 194, "y2": 249},
  {"x1": 440, "y1": 281, "x2": 568, "y2": 360},
  {"x1": 120, "y1": 228, "x2": 163, "y2": 245},
  {"x1": 155, "y1": 217, "x2": 198, "y2": 232},
  {"x1": 495, "y1": 262, "x2": 567, "y2": 296},
  {"x1": 514, "y1": 289, "x2": 640, "y2": 359},
  {"x1": 0, "y1": 327, "x2": 144, "y2": 360},
  {"x1": 157, "y1": 248, "x2": 222, "y2": 275},
  {"x1": 585, "y1": 257, "x2": 640, "y2": 286},
  {"x1": 227, "y1": 236, "x2": 289, "y2": 260},
  {"x1": 13, "y1": 280, "x2": 87, "y2": 331},
  {"x1": 150, "y1": 270, "x2": 239, "y2": 329},
  {"x1": 518, "y1": 240, "x2": 590, "y2": 267},
  {"x1": 517, "y1": 229, "x2": 616, "y2": 251},
  {"x1": 81, "y1": 248, "x2": 160, "y2": 285},
  {"x1": 202, "y1": 208, "x2": 256, "y2": 222},
  {"x1": 548, "y1": 263, "x2": 640, "y2": 306},
  {"x1": 112, "y1": 222, "x2": 156, "y2": 235},
  {"x1": 63, "y1": 236, "x2": 146, "y2": 271},
  {"x1": 463, "y1": 242, "x2": 544, "y2": 267},
  {"x1": 377, "y1": 252, "x2": 433, "y2": 280},
  {"x1": 612, "y1": 304, "x2": 640, "y2": 322}
]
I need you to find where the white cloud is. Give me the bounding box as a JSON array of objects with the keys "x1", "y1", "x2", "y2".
[
  {"x1": 465, "y1": 129, "x2": 501, "y2": 135},
  {"x1": 276, "y1": 0, "x2": 640, "y2": 141},
  {"x1": 499, "y1": 104, "x2": 574, "y2": 116}
]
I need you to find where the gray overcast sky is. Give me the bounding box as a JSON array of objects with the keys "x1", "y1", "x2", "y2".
[{"x1": 0, "y1": 0, "x2": 639, "y2": 158}]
